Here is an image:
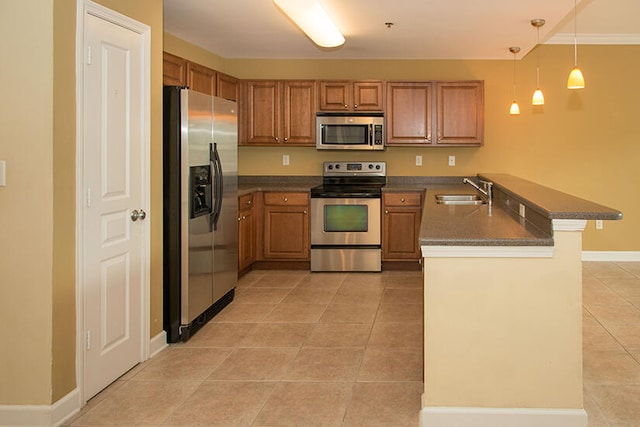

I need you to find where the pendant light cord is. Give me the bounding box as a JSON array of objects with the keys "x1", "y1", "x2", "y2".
[{"x1": 573, "y1": 0, "x2": 578, "y2": 67}]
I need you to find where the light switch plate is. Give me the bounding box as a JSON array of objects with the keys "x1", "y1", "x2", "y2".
[
  {"x1": 0, "y1": 160, "x2": 5, "y2": 186},
  {"x1": 416, "y1": 155, "x2": 422, "y2": 166},
  {"x1": 519, "y1": 203, "x2": 526, "y2": 218},
  {"x1": 448, "y1": 155, "x2": 455, "y2": 166},
  {"x1": 282, "y1": 154, "x2": 289, "y2": 166}
]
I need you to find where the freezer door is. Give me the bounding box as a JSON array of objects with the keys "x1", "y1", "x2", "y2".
[
  {"x1": 212, "y1": 97, "x2": 238, "y2": 303},
  {"x1": 181, "y1": 90, "x2": 215, "y2": 325}
]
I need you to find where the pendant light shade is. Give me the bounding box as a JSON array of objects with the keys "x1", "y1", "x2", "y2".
[
  {"x1": 531, "y1": 19, "x2": 545, "y2": 106},
  {"x1": 567, "y1": 67, "x2": 585, "y2": 89},
  {"x1": 532, "y1": 89, "x2": 545, "y2": 105},
  {"x1": 567, "y1": 0, "x2": 585, "y2": 89},
  {"x1": 273, "y1": 0, "x2": 345, "y2": 48},
  {"x1": 509, "y1": 47, "x2": 520, "y2": 115}
]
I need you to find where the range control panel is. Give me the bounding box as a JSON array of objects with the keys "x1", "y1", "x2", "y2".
[{"x1": 322, "y1": 161, "x2": 386, "y2": 177}]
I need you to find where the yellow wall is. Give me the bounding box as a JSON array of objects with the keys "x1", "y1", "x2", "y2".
[
  {"x1": 0, "y1": 0, "x2": 54, "y2": 405},
  {"x1": 168, "y1": 42, "x2": 638, "y2": 251},
  {"x1": 0, "y1": 0, "x2": 163, "y2": 406}
]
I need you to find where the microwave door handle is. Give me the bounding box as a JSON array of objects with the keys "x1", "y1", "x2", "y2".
[{"x1": 369, "y1": 124, "x2": 374, "y2": 147}]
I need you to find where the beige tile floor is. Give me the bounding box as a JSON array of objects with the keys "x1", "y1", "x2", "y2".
[{"x1": 67, "y1": 262, "x2": 640, "y2": 427}]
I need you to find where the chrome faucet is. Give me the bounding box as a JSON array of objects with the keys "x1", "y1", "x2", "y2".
[{"x1": 463, "y1": 178, "x2": 493, "y2": 205}]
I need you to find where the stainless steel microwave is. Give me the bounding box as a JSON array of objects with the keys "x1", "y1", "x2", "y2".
[{"x1": 316, "y1": 112, "x2": 384, "y2": 150}]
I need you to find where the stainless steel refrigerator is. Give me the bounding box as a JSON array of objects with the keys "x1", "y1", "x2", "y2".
[{"x1": 163, "y1": 86, "x2": 238, "y2": 343}]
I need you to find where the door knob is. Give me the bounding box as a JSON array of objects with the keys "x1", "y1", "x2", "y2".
[{"x1": 130, "y1": 209, "x2": 146, "y2": 221}]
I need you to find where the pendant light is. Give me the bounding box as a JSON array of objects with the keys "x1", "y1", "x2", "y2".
[
  {"x1": 531, "y1": 19, "x2": 545, "y2": 106},
  {"x1": 509, "y1": 47, "x2": 521, "y2": 115},
  {"x1": 567, "y1": 0, "x2": 585, "y2": 89}
]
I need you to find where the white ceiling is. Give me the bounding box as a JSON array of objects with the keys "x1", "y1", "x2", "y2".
[{"x1": 163, "y1": 0, "x2": 640, "y2": 60}]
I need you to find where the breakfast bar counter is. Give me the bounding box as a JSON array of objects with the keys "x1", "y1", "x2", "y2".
[{"x1": 418, "y1": 174, "x2": 622, "y2": 427}]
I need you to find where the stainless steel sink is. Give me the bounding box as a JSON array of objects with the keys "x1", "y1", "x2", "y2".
[{"x1": 435, "y1": 194, "x2": 485, "y2": 205}]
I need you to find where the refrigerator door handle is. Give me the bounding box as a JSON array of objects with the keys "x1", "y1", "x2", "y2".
[{"x1": 211, "y1": 142, "x2": 223, "y2": 230}]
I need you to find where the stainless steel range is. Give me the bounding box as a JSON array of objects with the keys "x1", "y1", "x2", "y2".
[{"x1": 310, "y1": 161, "x2": 386, "y2": 272}]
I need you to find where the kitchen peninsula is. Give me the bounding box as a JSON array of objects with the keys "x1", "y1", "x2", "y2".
[{"x1": 419, "y1": 174, "x2": 622, "y2": 427}]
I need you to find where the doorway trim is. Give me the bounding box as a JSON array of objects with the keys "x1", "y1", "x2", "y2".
[{"x1": 75, "y1": 0, "x2": 151, "y2": 407}]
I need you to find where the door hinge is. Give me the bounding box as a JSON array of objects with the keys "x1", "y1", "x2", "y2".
[
  {"x1": 86, "y1": 330, "x2": 91, "y2": 350},
  {"x1": 87, "y1": 45, "x2": 92, "y2": 65}
]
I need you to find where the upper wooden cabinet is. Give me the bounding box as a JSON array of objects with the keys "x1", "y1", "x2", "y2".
[
  {"x1": 436, "y1": 81, "x2": 484, "y2": 145},
  {"x1": 385, "y1": 81, "x2": 434, "y2": 145},
  {"x1": 319, "y1": 80, "x2": 384, "y2": 111},
  {"x1": 186, "y1": 61, "x2": 216, "y2": 96},
  {"x1": 216, "y1": 72, "x2": 239, "y2": 102},
  {"x1": 243, "y1": 80, "x2": 316, "y2": 146},
  {"x1": 386, "y1": 80, "x2": 483, "y2": 147},
  {"x1": 162, "y1": 52, "x2": 187, "y2": 86}
]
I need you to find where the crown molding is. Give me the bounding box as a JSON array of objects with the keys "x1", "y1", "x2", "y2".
[{"x1": 546, "y1": 33, "x2": 640, "y2": 45}]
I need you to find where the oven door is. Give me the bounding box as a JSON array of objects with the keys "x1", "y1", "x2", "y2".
[{"x1": 311, "y1": 197, "x2": 381, "y2": 245}]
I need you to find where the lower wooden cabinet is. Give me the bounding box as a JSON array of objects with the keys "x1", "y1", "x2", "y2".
[
  {"x1": 238, "y1": 193, "x2": 256, "y2": 273},
  {"x1": 382, "y1": 192, "x2": 423, "y2": 261},
  {"x1": 262, "y1": 192, "x2": 310, "y2": 260}
]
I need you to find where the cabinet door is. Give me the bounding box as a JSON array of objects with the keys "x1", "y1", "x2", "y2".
[
  {"x1": 186, "y1": 62, "x2": 216, "y2": 95},
  {"x1": 436, "y1": 81, "x2": 484, "y2": 146},
  {"x1": 162, "y1": 52, "x2": 186, "y2": 86},
  {"x1": 238, "y1": 194, "x2": 256, "y2": 272},
  {"x1": 245, "y1": 80, "x2": 280, "y2": 144},
  {"x1": 353, "y1": 81, "x2": 384, "y2": 111},
  {"x1": 386, "y1": 82, "x2": 434, "y2": 145},
  {"x1": 238, "y1": 207, "x2": 256, "y2": 271},
  {"x1": 382, "y1": 192, "x2": 423, "y2": 260},
  {"x1": 263, "y1": 192, "x2": 309, "y2": 260},
  {"x1": 318, "y1": 81, "x2": 351, "y2": 111},
  {"x1": 217, "y1": 72, "x2": 239, "y2": 102},
  {"x1": 282, "y1": 80, "x2": 316, "y2": 145}
]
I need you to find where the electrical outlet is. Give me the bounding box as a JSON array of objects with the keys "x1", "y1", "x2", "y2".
[
  {"x1": 415, "y1": 155, "x2": 422, "y2": 166},
  {"x1": 282, "y1": 154, "x2": 289, "y2": 166},
  {"x1": 0, "y1": 160, "x2": 5, "y2": 187},
  {"x1": 448, "y1": 155, "x2": 455, "y2": 166},
  {"x1": 596, "y1": 220, "x2": 603, "y2": 230},
  {"x1": 519, "y1": 203, "x2": 526, "y2": 218}
]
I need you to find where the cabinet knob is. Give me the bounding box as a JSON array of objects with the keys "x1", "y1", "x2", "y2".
[
  {"x1": 284, "y1": 137, "x2": 288, "y2": 142},
  {"x1": 242, "y1": 215, "x2": 246, "y2": 220},
  {"x1": 247, "y1": 200, "x2": 252, "y2": 205},
  {"x1": 275, "y1": 136, "x2": 279, "y2": 142},
  {"x1": 343, "y1": 104, "x2": 348, "y2": 109},
  {"x1": 354, "y1": 104, "x2": 358, "y2": 108},
  {"x1": 303, "y1": 210, "x2": 308, "y2": 214},
  {"x1": 284, "y1": 197, "x2": 288, "y2": 202},
  {"x1": 385, "y1": 210, "x2": 389, "y2": 214},
  {"x1": 237, "y1": 217, "x2": 241, "y2": 221},
  {"x1": 401, "y1": 198, "x2": 406, "y2": 203}
]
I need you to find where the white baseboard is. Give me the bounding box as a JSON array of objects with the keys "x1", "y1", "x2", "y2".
[
  {"x1": 0, "y1": 388, "x2": 80, "y2": 427},
  {"x1": 582, "y1": 251, "x2": 640, "y2": 261},
  {"x1": 420, "y1": 407, "x2": 587, "y2": 427},
  {"x1": 149, "y1": 330, "x2": 167, "y2": 359}
]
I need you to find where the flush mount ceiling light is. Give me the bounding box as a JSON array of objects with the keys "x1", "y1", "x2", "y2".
[
  {"x1": 567, "y1": 0, "x2": 586, "y2": 89},
  {"x1": 509, "y1": 47, "x2": 521, "y2": 115},
  {"x1": 273, "y1": 0, "x2": 345, "y2": 48},
  {"x1": 531, "y1": 19, "x2": 545, "y2": 106}
]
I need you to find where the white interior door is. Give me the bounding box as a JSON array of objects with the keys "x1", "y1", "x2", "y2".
[{"x1": 81, "y1": 7, "x2": 149, "y2": 400}]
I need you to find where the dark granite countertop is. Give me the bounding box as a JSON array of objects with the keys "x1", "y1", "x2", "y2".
[
  {"x1": 238, "y1": 175, "x2": 622, "y2": 248},
  {"x1": 479, "y1": 174, "x2": 623, "y2": 221},
  {"x1": 238, "y1": 176, "x2": 321, "y2": 195},
  {"x1": 419, "y1": 174, "x2": 622, "y2": 248},
  {"x1": 419, "y1": 185, "x2": 554, "y2": 247}
]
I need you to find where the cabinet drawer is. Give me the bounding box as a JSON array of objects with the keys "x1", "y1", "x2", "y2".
[
  {"x1": 264, "y1": 192, "x2": 309, "y2": 206},
  {"x1": 239, "y1": 193, "x2": 254, "y2": 211},
  {"x1": 384, "y1": 192, "x2": 422, "y2": 207}
]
